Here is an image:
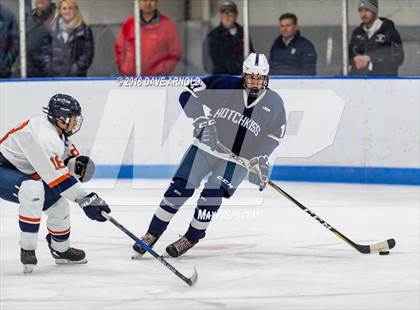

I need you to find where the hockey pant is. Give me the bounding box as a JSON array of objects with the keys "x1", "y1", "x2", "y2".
[
  {"x1": 147, "y1": 145, "x2": 248, "y2": 242},
  {"x1": 0, "y1": 166, "x2": 71, "y2": 252}
]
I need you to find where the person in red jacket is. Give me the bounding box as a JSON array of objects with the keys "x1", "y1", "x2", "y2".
[{"x1": 115, "y1": 0, "x2": 181, "y2": 76}]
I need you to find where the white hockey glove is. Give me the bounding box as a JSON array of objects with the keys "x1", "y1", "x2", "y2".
[
  {"x1": 248, "y1": 155, "x2": 269, "y2": 191},
  {"x1": 193, "y1": 116, "x2": 218, "y2": 151}
]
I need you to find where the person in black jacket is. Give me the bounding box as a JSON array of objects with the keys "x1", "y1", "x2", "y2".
[
  {"x1": 42, "y1": 0, "x2": 94, "y2": 77},
  {"x1": 26, "y1": 0, "x2": 56, "y2": 77},
  {"x1": 269, "y1": 13, "x2": 317, "y2": 76},
  {"x1": 349, "y1": 0, "x2": 404, "y2": 76},
  {"x1": 0, "y1": 3, "x2": 19, "y2": 78},
  {"x1": 202, "y1": 0, "x2": 254, "y2": 75}
]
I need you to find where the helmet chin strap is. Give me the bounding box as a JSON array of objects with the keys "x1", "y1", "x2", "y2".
[
  {"x1": 245, "y1": 88, "x2": 262, "y2": 107},
  {"x1": 248, "y1": 88, "x2": 261, "y2": 97},
  {"x1": 245, "y1": 87, "x2": 263, "y2": 98}
]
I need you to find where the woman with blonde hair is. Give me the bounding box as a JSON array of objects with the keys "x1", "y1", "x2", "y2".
[{"x1": 41, "y1": 0, "x2": 94, "y2": 76}]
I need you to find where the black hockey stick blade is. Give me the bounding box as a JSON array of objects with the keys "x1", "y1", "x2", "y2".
[
  {"x1": 269, "y1": 180, "x2": 397, "y2": 255},
  {"x1": 215, "y1": 143, "x2": 397, "y2": 255}
]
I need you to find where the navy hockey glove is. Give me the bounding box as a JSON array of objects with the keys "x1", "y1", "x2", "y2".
[
  {"x1": 193, "y1": 116, "x2": 218, "y2": 151},
  {"x1": 74, "y1": 156, "x2": 96, "y2": 183},
  {"x1": 76, "y1": 192, "x2": 111, "y2": 222},
  {"x1": 248, "y1": 155, "x2": 269, "y2": 191}
]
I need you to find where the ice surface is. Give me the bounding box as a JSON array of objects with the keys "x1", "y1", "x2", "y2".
[{"x1": 1, "y1": 180, "x2": 419, "y2": 310}]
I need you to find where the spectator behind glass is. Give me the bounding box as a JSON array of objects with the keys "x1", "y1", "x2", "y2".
[
  {"x1": 115, "y1": 0, "x2": 181, "y2": 76},
  {"x1": 0, "y1": 3, "x2": 19, "y2": 78},
  {"x1": 202, "y1": 0, "x2": 254, "y2": 75},
  {"x1": 26, "y1": 0, "x2": 56, "y2": 77},
  {"x1": 269, "y1": 13, "x2": 316, "y2": 76},
  {"x1": 349, "y1": 0, "x2": 404, "y2": 76},
  {"x1": 42, "y1": 0, "x2": 94, "y2": 77}
]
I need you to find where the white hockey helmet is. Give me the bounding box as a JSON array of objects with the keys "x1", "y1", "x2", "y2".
[
  {"x1": 243, "y1": 53, "x2": 270, "y2": 76},
  {"x1": 243, "y1": 53, "x2": 270, "y2": 91}
]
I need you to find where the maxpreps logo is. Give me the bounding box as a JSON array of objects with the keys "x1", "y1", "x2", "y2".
[
  {"x1": 197, "y1": 209, "x2": 260, "y2": 220},
  {"x1": 88, "y1": 88, "x2": 346, "y2": 190},
  {"x1": 197, "y1": 209, "x2": 217, "y2": 221}
]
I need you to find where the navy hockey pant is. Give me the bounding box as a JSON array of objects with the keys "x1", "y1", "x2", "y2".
[{"x1": 147, "y1": 145, "x2": 248, "y2": 242}]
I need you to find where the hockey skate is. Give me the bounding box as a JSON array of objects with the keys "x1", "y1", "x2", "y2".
[
  {"x1": 46, "y1": 234, "x2": 87, "y2": 265},
  {"x1": 132, "y1": 232, "x2": 160, "y2": 259},
  {"x1": 21, "y1": 249, "x2": 37, "y2": 274},
  {"x1": 166, "y1": 235, "x2": 197, "y2": 258}
]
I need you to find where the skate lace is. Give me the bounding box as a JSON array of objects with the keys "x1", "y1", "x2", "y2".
[
  {"x1": 143, "y1": 233, "x2": 157, "y2": 245},
  {"x1": 175, "y1": 237, "x2": 194, "y2": 252},
  {"x1": 66, "y1": 248, "x2": 80, "y2": 255},
  {"x1": 22, "y1": 249, "x2": 35, "y2": 257}
]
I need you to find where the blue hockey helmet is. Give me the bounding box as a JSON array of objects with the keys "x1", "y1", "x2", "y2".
[{"x1": 43, "y1": 94, "x2": 83, "y2": 136}]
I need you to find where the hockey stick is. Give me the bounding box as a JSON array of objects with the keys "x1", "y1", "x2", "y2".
[
  {"x1": 215, "y1": 143, "x2": 396, "y2": 255},
  {"x1": 101, "y1": 211, "x2": 198, "y2": 286}
]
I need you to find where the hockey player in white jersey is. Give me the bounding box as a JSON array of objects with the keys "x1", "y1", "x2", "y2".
[{"x1": 0, "y1": 94, "x2": 111, "y2": 273}]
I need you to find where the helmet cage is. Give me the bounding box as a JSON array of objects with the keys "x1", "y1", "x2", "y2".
[
  {"x1": 242, "y1": 73, "x2": 269, "y2": 91},
  {"x1": 242, "y1": 53, "x2": 270, "y2": 92}
]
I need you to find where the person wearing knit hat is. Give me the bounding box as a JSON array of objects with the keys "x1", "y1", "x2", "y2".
[
  {"x1": 358, "y1": 0, "x2": 379, "y2": 32},
  {"x1": 348, "y1": 0, "x2": 404, "y2": 76},
  {"x1": 358, "y1": 0, "x2": 378, "y2": 15}
]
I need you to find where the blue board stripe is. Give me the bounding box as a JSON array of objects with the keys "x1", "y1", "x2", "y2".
[
  {"x1": 93, "y1": 165, "x2": 419, "y2": 186},
  {"x1": 270, "y1": 165, "x2": 420, "y2": 185}
]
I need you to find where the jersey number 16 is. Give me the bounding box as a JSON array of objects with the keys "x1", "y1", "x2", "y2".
[{"x1": 50, "y1": 156, "x2": 66, "y2": 170}]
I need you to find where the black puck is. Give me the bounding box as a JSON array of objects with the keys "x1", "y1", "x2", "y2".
[{"x1": 379, "y1": 251, "x2": 390, "y2": 255}]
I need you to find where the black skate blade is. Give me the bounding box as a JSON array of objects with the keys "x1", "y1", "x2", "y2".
[
  {"x1": 23, "y1": 264, "x2": 35, "y2": 274},
  {"x1": 55, "y1": 258, "x2": 88, "y2": 265},
  {"x1": 131, "y1": 252, "x2": 145, "y2": 260}
]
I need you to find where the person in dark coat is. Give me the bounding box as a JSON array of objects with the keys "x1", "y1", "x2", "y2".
[
  {"x1": 42, "y1": 0, "x2": 94, "y2": 77},
  {"x1": 202, "y1": 0, "x2": 254, "y2": 75},
  {"x1": 26, "y1": 0, "x2": 56, "y2": 77},
  {"x1": 349, "y1": 0, "x2": 404, "y2": 76},
  {"x1": 0, "y1": 3, "x2": 19, "y2": 78},
  {"x1": 269, "y1": 13, "x2": 317, "y2": 76}
]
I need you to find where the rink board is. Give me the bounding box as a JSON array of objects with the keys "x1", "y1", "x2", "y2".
[{"x1": 0, "y1": 77, "x2": 419, "y2": 185}]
